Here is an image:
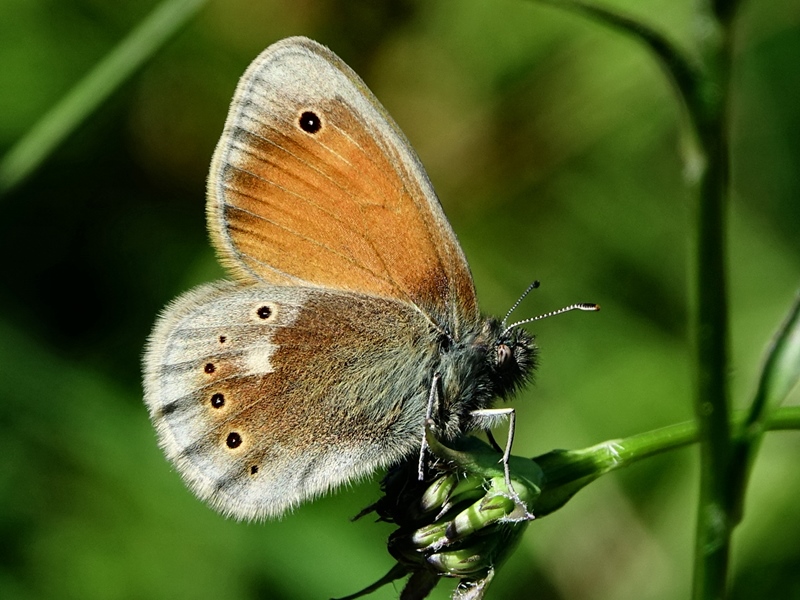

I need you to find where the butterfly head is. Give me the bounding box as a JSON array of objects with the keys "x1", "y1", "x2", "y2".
[
  {"x1": 433, "y1": 316, "x2": 536, "y2": 439},
  {"x1": 489, "y1": 322, "x2": 536, "y2": 399},
  {"x1": 487, "y1": 280, "x2": 599, "y2": 399}
]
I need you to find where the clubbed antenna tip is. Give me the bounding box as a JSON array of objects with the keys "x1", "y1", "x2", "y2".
[{"x1": 503, "y1": 302, "x2": 599, "y2": 336}]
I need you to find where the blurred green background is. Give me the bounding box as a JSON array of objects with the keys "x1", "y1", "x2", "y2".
[{"x1": 1, "y1": 1, "x2": 798, "y2": 598}]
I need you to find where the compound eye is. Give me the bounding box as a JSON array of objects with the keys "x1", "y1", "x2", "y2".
[{"x1": 496, "y1": 343, "x2": 513, "y2": 368}]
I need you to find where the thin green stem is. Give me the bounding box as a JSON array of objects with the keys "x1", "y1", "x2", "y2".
[
  {"x1": 742, "y1": 292, "x2": 800, "y2": 435},
  {"x1": 766, "y1": 405, "x2": 800, "y2": 431},
  {"x1": 530, "y1": 0, "x2": 705, "y2": 135},
  {"x1": 524, "y1": 2, "x2": 740, "y2": 592},
  {"x1": 0, "y1": 0, "x2": 209, "y2": 195},
  {"x1": 729, "y1": 292, "x2": 800, "y2": 521},
  {"x1": 690, "y1": 3, "x2": 737, "y2": 596},
  {"x1": 534, "y1": 405, "x2": 800, "y2": 496}
]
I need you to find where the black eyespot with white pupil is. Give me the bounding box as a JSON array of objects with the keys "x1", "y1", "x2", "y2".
[
  {"x1": 226, "y1": 432, "x2": 242, "y2": 448},
  {"x1": 210, "y1": 393, "x2": 224, "y2": 408},
  {"x1": 299, "y1": 111, "x2": 321, "y2": 134},
  {"x1": 257, "y1": 305, "x2": 272, "y2": 319}
]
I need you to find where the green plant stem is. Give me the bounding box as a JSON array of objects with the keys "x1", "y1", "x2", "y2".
[
  {"x1": 766, "y1": 405, "x2": 800, "y2": 430},
  {"x1": 742, "y1": 293, "x2": 800, "y2": 436},
  {"x1": 526, "y1": 2, "x2": 742, "y2": 592},
  {"x1": 729, "y1": 292, "x2": 800, "y2": 522},
  {"x1": 0, "y1": 0, "x2": 209, "y2": 195},
  {"x1": 690, "y1": 3, "x2": 739, "y2": 597},
  {"x1": 531, "y1": 0, "x2": 703, "y2": 129},
  {"x1": 534, "y1": 405, "x2": 800, "y2": 490}
]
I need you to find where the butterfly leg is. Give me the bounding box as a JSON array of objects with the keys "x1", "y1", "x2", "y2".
[
  {"x1": 418, "y1": 372, "x2": 442, "y2": 480},
  {"x1": 470, "y1": 407, "x2": 533, "y2": 520},
  {"x1": 470, "y1": 407, "x2": 515, "y2": 488}
]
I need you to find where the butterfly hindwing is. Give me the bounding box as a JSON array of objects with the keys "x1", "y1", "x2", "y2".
[{"x1": 144, "y1": 281, "x2": 437, "y2": 519}]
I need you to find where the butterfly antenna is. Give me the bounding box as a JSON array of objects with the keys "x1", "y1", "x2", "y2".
[
  {"x1": 501, "y1": 280, "x2": 541, "y2": 327},
  {"x1": 502, "y1": 302, "x2": 600, "y2": 337}
]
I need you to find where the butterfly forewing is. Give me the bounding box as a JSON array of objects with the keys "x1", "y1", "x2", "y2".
[{"x1": 207, "y1": 37, "x2": 478, "y2": 333}]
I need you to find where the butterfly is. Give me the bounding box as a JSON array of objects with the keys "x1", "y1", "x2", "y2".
[{"x1": 143, "y1": 36, "x2": 585, "y2": 521}]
